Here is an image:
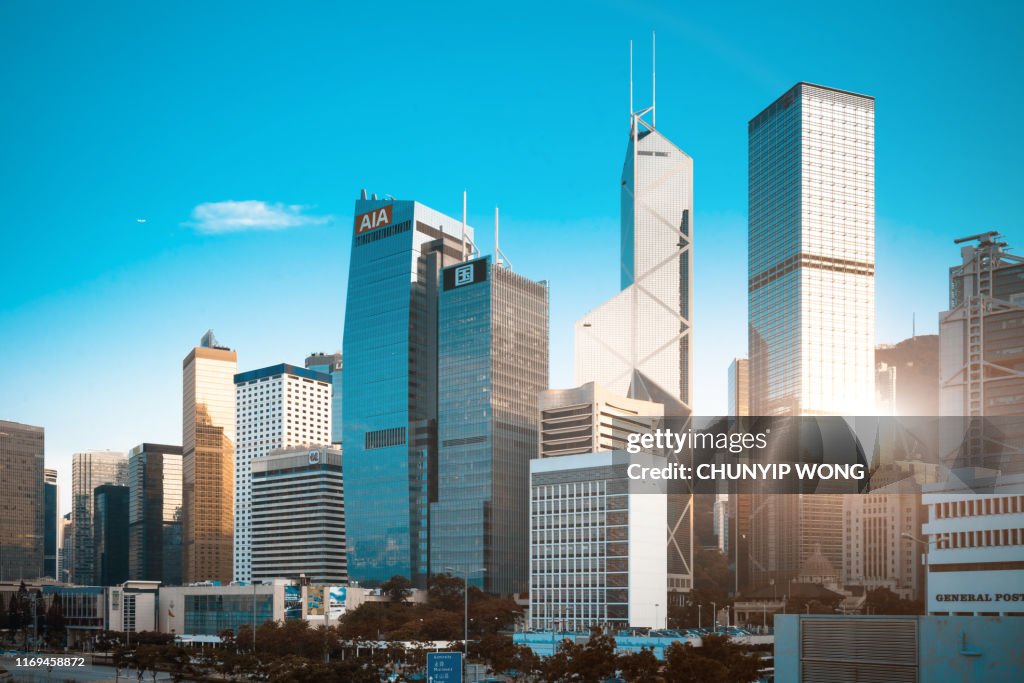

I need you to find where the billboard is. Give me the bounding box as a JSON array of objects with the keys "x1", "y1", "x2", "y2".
[
  {"x1": 354, "y1": 204, "x2": 393, "y2": 234},
  {"x1": 442, "y1": 257, "x2": 488, "y2": 291}
]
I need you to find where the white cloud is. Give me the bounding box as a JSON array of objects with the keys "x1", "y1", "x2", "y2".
[{"x1": 188, "y1": 200, "x2": 330, "y2": 234}]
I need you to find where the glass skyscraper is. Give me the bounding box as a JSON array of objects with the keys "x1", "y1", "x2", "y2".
[
  {"x1": 575, "y1": 104, "x2": 693, "y2": 414},
  {"x1": 0, "y1": 420, "x2": 44, "y2": 582},
  {"x1": 182, "y1": 330, "x2": 236, "y2": 584},
  {"x1": 574, "y1": 97, "x2": 695, "y2": 599},
  {"x1": 44, "y1": 468, "x2": 58, "y2": 579},
  {"x1": 128, "y1": 443, "x2": 183, "y2": 585},
  {"x1": 94, "y1": 483, "x2": 129, "y2": 586},
  {"x1": 430, "y1": 256, "x2": 549, "y2": 595},
  {"x1": 343, "y1": 196, "x2": 472, "y2": 587},
  {"x1": 748, "y1": 82, "x2": 875, "y2": 416},
  {"x1": 71, "y1": 449, "x2": 127, "y2": 585}
]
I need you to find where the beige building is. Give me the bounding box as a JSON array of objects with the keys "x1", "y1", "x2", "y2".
[
  {"x1": 182, "y1": 330, "x2": 237, "y2": 584},
  {"x1": 538, "y1": 381, "x2": 663, "y2": 458}
]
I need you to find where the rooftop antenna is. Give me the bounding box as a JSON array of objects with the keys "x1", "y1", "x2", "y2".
[
  {"x1": 652, "y1": 31, "x2": 656, "y2": 128},
  {"x1": 629, "y1": 39, "x2": 634, "y2": 119},
  {"x1": 461, "y1": 190, "x2": 467, "y2": 261},
  {"x1": 494, "y1": 206, "x2": 513, "y2": 271}
]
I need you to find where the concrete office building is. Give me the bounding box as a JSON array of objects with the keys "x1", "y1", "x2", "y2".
[
  {"x1": 182, "y1": 330, "x2": 237, "y2": 584},
  {"x1": 922, "y1": 472, "x2": 1024, "y2": 617},
  {"x1": 71, "y1": 449, "x2": 127, "y2": 585},
  {"x1": 842, "y1": 486, "x2": 924, "y2": 601},
  {"x1": 234, "y1": 363, "x2": 332, "y2": 581},
  {"x1": 0, "y1": 420, "x2": 45, "y2": 581},
  {"x1": 529, "y1": 451, "x2": 667, "y2": 631},
  {"x1": 748, "y1": 83, "x2": 875, "y2": 417},
  {"x1": 305, "y1": 352, "x2": 343, "y2": 445},
  {"x1": 128, "y1": 443, "x2": 184, "y2": 584},
  {"x1": 538, "y1": 382, "x2": 662, "y2": 459},
  {"x1": 251, "y1": 446, "x2": 346, "y2": 584},
  {"x1": 94, "y1": 484, "x2": 129, "y2": 586},
  {"x1": 44, "y1": 468, "x2": 58, "y2": 579},
  {"x1": 342, "y1": 195, "x2": 473, "y2": 587},
  {"x1": 430, "y1": 256, "x2": 549, "y2": 595}
]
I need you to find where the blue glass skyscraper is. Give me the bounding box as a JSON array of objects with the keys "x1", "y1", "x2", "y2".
[
  {"x1": 305, "y1": 352, "x2": 343, "y2": 445},
  {"x1": 342, "y1": 194, "x2": 472, "y2": 587},
  {"x1": 430, "y1": 256, "x2": 549, "y2": 595}
]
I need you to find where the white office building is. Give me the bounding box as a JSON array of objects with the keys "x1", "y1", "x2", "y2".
[
  {"x1": 251, "y1": 446, "x2": 346, "y2": 584},
  {"x1": 233, "y1": 364, "x2": 332, "y2": 582},
  {"x1": 922, "y1": 472, "x2": 1024, "y2": 616},
  {"x1": 529, "y1": 451, "x2": 667, "y2": 632}
]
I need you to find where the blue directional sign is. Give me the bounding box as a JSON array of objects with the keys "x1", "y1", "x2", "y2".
[{"x1": 426, "y1": 651, "x2": 462, "y2": 683}]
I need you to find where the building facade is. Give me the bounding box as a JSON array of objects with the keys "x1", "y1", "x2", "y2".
[
  {"x1": 538, "y1": 382, "x2": 663, "y2": 459},
  {"x1": 94, "y1": 484, "x2": 129, "y2": 586},
  {"x1": 128, "y1": 443, "x2": 184, "y2": 585},
  {"x1": 529, "y1": 451, "x2": 667, "y2": 631},
  {"x1": 842, "y1": 488, "x2": 924, "y2": 600},
  {"x1": 429, "y1": 256, "x2": 549, "y2": 595},
  {"x1": 728, "y1": 358, "x2": 750, "y2": 418},
  {"x1": 44, "y1": 468, "x2": 58, "y2": 579},
  {"x1": 251, "y1": 446, "x2": 346, "y2": 584},
  {"x1": 234, "y1": 363, "x2": 332, "y2": 581},
  {"x1": 182, "y1": 330, "x2": 237, "y2": 584},
  {"x1": 342, "y1": 196, "x2": 473, "y2": 587},
  {"x1": 71, "y1": 449, "x2": 127, "y2": 585},
  {"x1": 0, "y1": 420, "x2": 45, "y2": 581},
  {"x1": 305, "y1": 352, "x2": 343, "y2": 445},
  {"x1": 748, "y1": 82, "x2": 875, "y2": 417},
  {"x1": 875, "y1": 335, "x2": 939, "y2": 417},
  {"x1": 922, "y1": 473, "x2": 1024, "y2": 617}
]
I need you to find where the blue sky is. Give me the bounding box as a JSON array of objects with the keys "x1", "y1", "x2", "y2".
[{"x1": 1, "y1": 1, "x2": 1022, "y2": 510}]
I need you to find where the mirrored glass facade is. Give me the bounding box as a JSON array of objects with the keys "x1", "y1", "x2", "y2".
[
  {"x1": 431, "y1": 257, "x2": 549, "y2": 595},
  {"x1": 94, "y1": 483, "x2": 129, "y2": 586},
  {"x1": 182, "y1": 336, "x2": 237, "y2": 584},
  {"x1": 748, "y1": 82, "x2": 875, "y2": 416},
  {"x1": 71, "y1": 449, "x2": 127, "y2": 584},
  {"x1": 128, "y1": 443, "x2": 183, "y2": 585},
  {"x1": 343, "y1": 198, "x2": 472, "y2": 587},
  {"x1": 0, "y1": 420, "x2": 44, "y2": 581}
]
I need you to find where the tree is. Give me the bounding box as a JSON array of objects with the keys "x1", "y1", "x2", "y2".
[
  {"x1": 380, "y1": 575, "x2": 414, "y2": 603},
  {"x1": 865, "y1": 587, "x2": 923, "y2": 615},
  {"x1": 617, "y1": 647, "x2": 661, "y2": 682},
  {"x1": 45, "y1": 593, "x2": 66, "y2": 646},
  {"x1": 543, "y1": 629, "x2": 618, "y2": 682},
  {"x1": 664, "y1": 642, "x2": 729, "y2": 683}
]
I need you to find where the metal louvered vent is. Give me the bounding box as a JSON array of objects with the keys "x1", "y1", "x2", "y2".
[{"x1": 800, "y1": 618, "x2": 918, "y2": 683}]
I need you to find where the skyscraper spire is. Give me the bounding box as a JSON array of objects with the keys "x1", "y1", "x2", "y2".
[{"x1": 652, "y1": 31, "x2": 656, "y2": 128}]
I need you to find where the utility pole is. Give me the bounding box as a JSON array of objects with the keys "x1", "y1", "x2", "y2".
[{"x1": 446, "y1": 566, "x2": 485, "y2": 681}]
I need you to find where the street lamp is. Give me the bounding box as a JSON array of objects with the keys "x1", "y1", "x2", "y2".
[
  {"x1": 711, "y1": 601, "x2": 716, "y2": 631},
  {"x1": 444, "y1": 569, "x2": 483, "y2": 675},
  {"x1": 698, "y1": 604, "x2": 702, "y2": 630},
  {"x1": 902, "y1": 531, "x2": 930, "y2": 609}
]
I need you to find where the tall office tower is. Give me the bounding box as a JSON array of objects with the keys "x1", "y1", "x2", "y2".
[
  {"x1": 0, "y1": 420, "x2": 45, "y2": 581},
  {"x1": 251, "y1": 446, "x2": 346, "y2": 584},
  {"x1": 530, "y1": 451, "x2": 667, "y2": 631},
  {"x1": 940, "y1": 233, "x2": 1024, "y2": 423},
  {"x1": 430, "y1": 256, "x2": 549, "y2": 595},
  {"x1": 71, "y1": 450, "x2": 127, "y2": 584},
  {"x1": 44, "y1": 468, "x2": 58, "y2": 579},
  {"x1": 538, "y1": 382, "x2": 663, "y2": 458},
  {"x1": 128, "y1": 443, "x2": 184, "y2": 584},
  {"x1": 182, "y1": 330, "x2": 237, "y2": 584},
  {"x1": 94, "y1": 484, "x2": 129, "y2": 586},
  {"x1": 743, "y1": 83, "x2": 874, "y2": 592},
  {"x1": 713, "y1": 493, "x2": 729, "y2": 554},
  {"x1": 59, "y1": 513, "x2": 72, "y2": 583},
  {"x1": 305, "y1": 353, "x2": 343, "y2": 445},
  {"x1": 343, "y1": 195, "x2": 473, "y2": 587},
  {"x1": 233, "y1": 364, "x2": 332, "y2": 581},
  {"x1": 875, "y1": 336, "x2": 939, "y2": 416},
  {"x1": 748, "y1": 83, "x2": 875, "y2": 417},
  {"x1": 575, "y1": 96, "x2": 693, "y2": 415},
  {"x1": 728, "y1": 358, "x2": 750, "y2": 417}
]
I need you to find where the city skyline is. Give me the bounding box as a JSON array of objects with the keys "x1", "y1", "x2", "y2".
[{"x1": 2, "y1": 2, "x2": 1023, "y2": 513}]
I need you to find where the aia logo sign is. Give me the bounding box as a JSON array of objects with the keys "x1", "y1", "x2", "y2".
[{"x1": 354, "y1": 204, "x2": 393, "y2": 234}]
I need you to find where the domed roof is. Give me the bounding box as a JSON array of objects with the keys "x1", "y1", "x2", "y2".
[{"x1": 798, "y1": 543, "x2": 838, "y2": 580}]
